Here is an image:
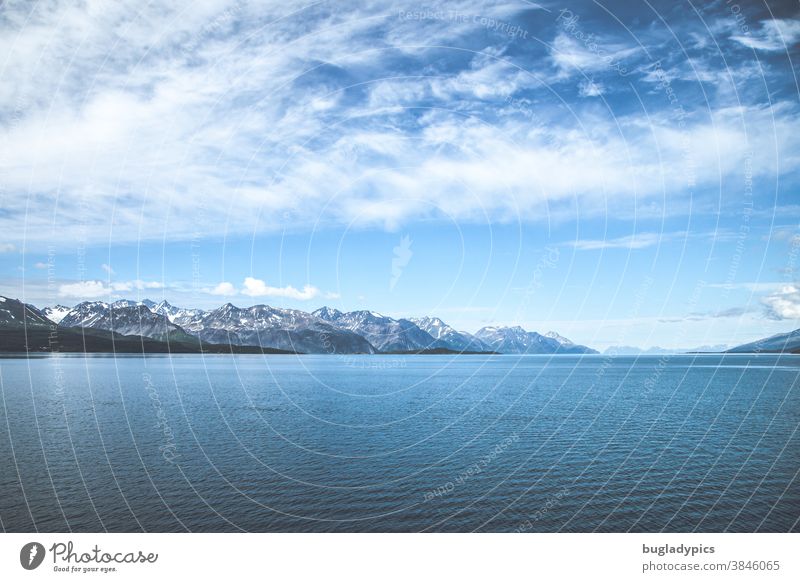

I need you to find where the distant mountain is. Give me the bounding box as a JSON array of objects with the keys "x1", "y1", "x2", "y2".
[
  {"x1": 59, "y1": 301, "x2": 195, "y2": 343},
  {"x1": 186, "y1": 303, "x2": 376, "y2": 354},
  {"x1": 544, "y1": 331, "x2": 574, "y2": 346},
  {"x1": 475, "y1": 326, "x2": 598, "y2": 354},
  {"x1": 603, "y1": 346, "x2": 674, "y2": 355},
  {"x1": 1, "y1": 295, "x2": 600, "y2": 355},
  {"x1": 686, "y1": 344, "x2": 729, "y2": 353},
  {"x1": 410, "y1": 316, "x2": 493, "y2": 352},
  {"x1": 314, "y1": 308, "x2": 435, "y2": 352},
  {"x1": 0, "y1": 296, "x2": 53, "y2": 329},
  {"x1": 604, "y1": 344, "x2": 730, "y2": 355},
  {"x1": 727, "y1": 329, "x2": 800, "y2": 354}
]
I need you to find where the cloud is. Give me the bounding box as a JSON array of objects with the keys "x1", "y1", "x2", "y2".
[
  {"x1": 101, "y1": 263, "x2": 114, "y2": 275},
  {"x1": 0, "y1": 1, "x2": 797, "y2": 250},
  {"x1": 208, "y1": 282, "x2": 236, "y2": 296},
  {"x1": 59, "y1": 281, "x2": 111, "y2": 299},
  {"x1": 674, "y1": 306, "x2": 755, "y2": 322},
  {"x1": 241, "y1": 277, "x2": 320, "y2": 300},
  {"x1": 570, "y1": 232, "x2": 680, "y2": 251},
  {"x1": 58, "y1": 279, "x2": 162, "y2": 298},
  {"x1": 731, "y1": 19, "x2": 800, "y2": 52},
  {"x1": 0, "y1": 243, "x2": 16, "y2": 253},
  {"x1": 33, "y1": 262, "x2": 49, "y2": 269},
  {"x1": 568, "y1": 230, "x2": 740, "y2": 251},
  {"x1": 707, "y1": 282, "x2": 784, "y2": 292},
  {"x1": 765, "y1": 226, "x2": 800, "y2": 244},
  {"x1": 549, "y1": 31, "x2": 638, "y2": 78},
  {"x1": 762, "y1": 284, "x2": 800, "y2": 320},
  {"x1": 578, "y1": 79, "x2": 604, "y2": 97}
]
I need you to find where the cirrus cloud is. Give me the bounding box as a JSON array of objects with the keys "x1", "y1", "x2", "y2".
[
  {"x1": 731, "y1": 18, "x2": 800, "y2": 52},
  {"x1": 0, "y1": 1, "x2": 797, "y2": 249}
]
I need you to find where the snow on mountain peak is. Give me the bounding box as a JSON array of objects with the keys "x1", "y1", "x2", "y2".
[
  {"x1": 544, "y1": 331, "x2": 574, "y2": 346},
  {"x1": 42, "y1": 305, "x2": 72, "y2": 324}
]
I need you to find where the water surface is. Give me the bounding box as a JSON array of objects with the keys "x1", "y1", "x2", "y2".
[{"x1": 0, "y1": 353, "x2": 797, "y2": 532}]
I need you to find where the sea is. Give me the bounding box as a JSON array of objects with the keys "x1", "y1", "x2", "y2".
[{"x1": 0, "y1": 353, "x2": 797, "y2": 532}]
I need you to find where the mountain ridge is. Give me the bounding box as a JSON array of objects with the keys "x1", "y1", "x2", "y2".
[
  {"x1": 726, "y1": 329, "x2": 800, "y2": 354},
  {"x1": 1, "y1": 295, "x2": 599, "y2": 355}
]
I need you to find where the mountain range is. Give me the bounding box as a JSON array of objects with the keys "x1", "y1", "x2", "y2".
[
  {"x1": 0, "y1": 296, "x2": 293, "y2": 354},
  {"x1": 3, "y1": 294, "x2": 798, "y2": 355},
  {"x1": 603, "y1": 344, "x2": 730, "y2": 355},
  {"x1": 0, "y1": 295, "x2": 599, "y2": 355},
  {"x1": 725, "y1": 329, "x2": 800, "y2": 354}
]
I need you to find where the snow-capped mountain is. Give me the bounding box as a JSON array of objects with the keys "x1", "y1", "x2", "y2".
[
  {"x1": 475, "y1": 326, "x2": 598, "y2": 354},
  {"x1": 152, "y1": 300, "x2": 207, "y2": 327},
  {"x1": 58, "y1": 302, "x2": 194, "y2": 342},
  {"x1": 544, "y1": 331, "x2": 574, "y2": 346},
  {"x1": 0, "y1": 296, "x2": 53, "y2": 328},
  {"x1": 313, "y1": 308, "x2": 436, "y2": 352},
  {"x1": 42, "y1": 305, "x2": 71, "y2": 324},
  {"x1": 313, "y1": 306, "x2": 342, "y2": 320},
  {"x1": 186, "y1": 303, "x2": 376, "y2": 354},
  {"x1": 0, "y1": 295, "x2": 601, "y2": 355},
  {"x1": 110, "y1": 299, "x2": 142, "y2": 308},
  {"x1": 410, "y1": 316, "x2": 493, "y2": 352}
]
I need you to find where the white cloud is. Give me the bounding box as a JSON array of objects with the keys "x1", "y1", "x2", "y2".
[
  {"x1": 578, "y1": 79, "x2": 605, "y2": 97},
  {"x1": 34, "y1": 262, "x2": 49, "y2": 269},
  {"x1": 58, "y1": 279, "x2": 162, "y2": 298},
  {"x1": 59, "y1": 281, "x2": 111, "y2": 299},
  {"x1": 549, "y1": 32, "x2": 638, "y2": 78},
  {"x1": 707, "y1": 282, "x2": 783, "y2": 292},
  {"x1": 732, "y1": 19, "x2": 800, "y2": 52},
  {"x1": 762, "y1": 284, "x2": 800, "y2": 320},
  {"x1": 101, "y1": 263, "x2": 114, "y2": 275},
  {"x1": 208, "y1": 282, "x2": 236, "y2": 296},
  {"x1": 0, "y1": 243, "x2": 16, "y2": 253},
  {"x1": 0, "y1": 1, "x2": 797, "y2": 250},
  {"x1": 241, "y1": 277, "x2": 320, "y2": 300},
  {"x1": 570, "y1": 232, "x2": 685, "y2": 251}
]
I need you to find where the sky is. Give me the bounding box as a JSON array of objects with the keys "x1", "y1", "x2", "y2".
[{"x1": 0, "y1": 0, "x2": 798, "y2": 349}]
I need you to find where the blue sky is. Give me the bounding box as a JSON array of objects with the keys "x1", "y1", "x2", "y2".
[{"x1": 0, "y1": 0, "x2": 798, "y2": 349}]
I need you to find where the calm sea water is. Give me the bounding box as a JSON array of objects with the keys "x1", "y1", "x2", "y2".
[{"x1": 0, "y1": 353, "x2": 797, "y2": 532}]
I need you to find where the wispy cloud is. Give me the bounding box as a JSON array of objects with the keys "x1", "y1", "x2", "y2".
[
  {"x1": 706, "y1": 282, "x2": 784, "y2": 292},
  {"x1": 570, "y1": 232, "x2": 683, "y2": 251},
  {"x1": 731, "y1": 18, "x2": 800, "y2": 52},
  {"x1": 0, "y1": 1, "x2": 794, "y2": 250},
  {"x1": 549, "y1": 29, "x2": 638, "y2": 76}
]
